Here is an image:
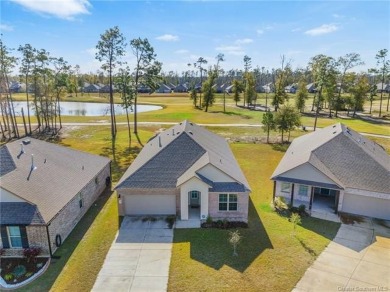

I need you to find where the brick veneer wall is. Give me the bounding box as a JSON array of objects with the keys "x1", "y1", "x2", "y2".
[
  {"x1": 208, "y1": 192, "x2": 249, "y2": 222},
  {"x1": 47, "y1": 163, "x2": 111, "y2": 254}
]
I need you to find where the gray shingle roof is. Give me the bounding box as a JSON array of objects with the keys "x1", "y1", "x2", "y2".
[
  {"x1": 196, "y1": 172, "x2": 247, "y2": 192},
  {"x1": 116, "y1": 121, "x2": 250, "y2": 192},
  {"x1": 116, "y1": 133, "x2": 206, "y2": 188},
  {"x1": 0, "y1": 202, "x2": 45, "y2": 225},
  {"x1": 272, "y1": 123, "x2": 390, "y2": 194},
  {"x1": 0, "y1": 138, "x2": 110, "y2": 223},
  {"x1": 0, "y1": 146, "x2": 16, "y2": 176}
]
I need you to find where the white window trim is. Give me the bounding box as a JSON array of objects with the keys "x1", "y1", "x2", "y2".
[
  {"x1": 219, "y1": 194, "x2": 238, "y2": 211},
  {"x1": 7, "y1": 226, "x2": 22, "y2": 248}
]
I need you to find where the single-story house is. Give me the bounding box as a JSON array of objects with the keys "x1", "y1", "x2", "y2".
[
  {"x1": 115, "y1": 121, "x2": 251, "y2": 222},
  {"x1": 271, "y1": 123, "x2": 390, "y2": 220},
  {"x1": 284, "y1": 84, "x2": 297, "y2": 94},
  {"x1": 174, "y1": 83, "x2": 188, "y2": 93},
  {"x1": 306, "y1": 83, "x2": 317, "y2": 93},
  {"x1": 0, "y1": 138, "x2": 111, "y2": 256},
  {"x1": 156, "y1": 84, "x2": 172, "y2": 93},
  {"x1": 376, "y1": 82, "x2": 390, "y2": 93},
  {"x1": 262, "y1": 82, "x2": 274, "y2": 93},
  {"x1": 83, "y1": 83, "x2": 101, "y2": 93},
  {"x1": 137, "y1": 84, "x2": 152, "y2": 93}
]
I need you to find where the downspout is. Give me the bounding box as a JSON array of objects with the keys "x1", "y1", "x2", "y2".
[
  {"x1": 272, "y1": 181, "x2": 276, "y2": 201},
  {"x1": 46, "y1": 224, "x2": 53, "y2": 258}
]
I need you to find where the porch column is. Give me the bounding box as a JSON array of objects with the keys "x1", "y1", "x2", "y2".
[
  {"x1": 180, "y1": 189, "x2": 188, "y2": 220},
  {"x1": 290, "y1": 183, "x2": 295, "y2": 206},
  {"x1": 309, "y1": 187, "x2": 314, "y2": 211},
  {"x1": 200, "y1": 191, "x2": 208, "y2": 220},
  {"x1": 272, "y1": 181, "x2": 276, "y2": 201}
]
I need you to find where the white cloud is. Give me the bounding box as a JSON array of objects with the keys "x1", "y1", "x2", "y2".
[
  {"x1": 256, "y1": 29, "x2": 264, "y2": 35},
  {"x1": 235, "y1": 38, "x2": 253, "y2": 45},
  {"x1": 332, "y1": 13, "x2": 344, "y2": 19},
  {"x1": 215, "y1": 45, "x2": 245, "y2": 56},
  {"x1": 291, "y1": 28, "x2": 301, "y2": 32},
  {"x1": 0, "y1": 24, "x2": 14, "y2": 32},
  {"x1": 305, "y1": 24, "x2": 339, "y2": 36},
  {"x1": 10, "y1": 0, "x2": 91, "y2": 20},
  {"x1": 175, "y1": 49, "x2": 189, "y2": 54},
  {"x1": 85, "y1": 47, "x2": 97, "y2": 56},
  {"x1": 156, "y1": 34, "x2": 179, "y2": 42}
]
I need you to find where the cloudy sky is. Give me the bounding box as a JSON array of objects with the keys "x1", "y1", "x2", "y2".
[{"x1": 1, "y1": 0, "x2": 389, "y2": 74}]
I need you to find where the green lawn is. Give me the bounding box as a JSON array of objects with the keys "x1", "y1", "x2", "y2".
[
  {"x1": 168, "y1": 143, "x2": 340, "y2": 292},
  {"x1": 10, "y1": 118, "x2": 387, "y2": 291}
]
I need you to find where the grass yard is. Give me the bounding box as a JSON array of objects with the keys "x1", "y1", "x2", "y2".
[{"x1": 168, "y1": 143, "x2": 340, "y2": 292}]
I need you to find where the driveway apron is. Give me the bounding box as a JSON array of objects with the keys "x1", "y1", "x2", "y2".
[
  {"x1": 293, "y1": 218, "x2": 390, "y2": 292},
  {"x1": 92, "y1": 217, "x2": 173, "y2": 292}
]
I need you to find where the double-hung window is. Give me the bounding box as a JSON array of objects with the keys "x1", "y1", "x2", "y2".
[
  {"x1": 8, "y1": 226, "x2": 22, "y2": 248},
  {"x1": 219, "y1": 194, "x2": 238, "y2": 211}
]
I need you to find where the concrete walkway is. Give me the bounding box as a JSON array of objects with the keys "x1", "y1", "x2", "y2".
[
  {"x1": 293, "y1": 218, "x2": 390, "y2": 291},
  {"x1": 92, "y1": 217, "x2": 173, "y2": 292}
]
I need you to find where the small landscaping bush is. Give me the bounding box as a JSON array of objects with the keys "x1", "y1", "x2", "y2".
[
  {"x1": 12, "y1": 265, "x2": 27, "y2": 279},
  {"x1": 272, "y1": 196, "x2": 288, "y2": 212},
  {"x1": 4, "y1": 274, "x2": 13, "y2": 281},
  {"x1": 24, "y1": 247, "x2": 42, "y2": 263},
  {"x1": 165, "y1": 215, "x2": 176, "y2": 229},
  {"x1": 201, "y1": 220, "x2": 248, "y2": 229}
]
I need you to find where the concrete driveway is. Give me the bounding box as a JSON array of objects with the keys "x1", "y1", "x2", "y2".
[
  {"x1": 294, "y1": 218, "x2": 390, "y2": 291},
  {"x1": 92, "y1": 217, "x2": 173, "y2": 292}
]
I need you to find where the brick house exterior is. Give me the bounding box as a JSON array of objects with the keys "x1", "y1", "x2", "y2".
[
  {"x1": 116, "y1": 121, "x2": 251, "y2": 223},
  {"x1": 0, "y1": 138, "x2": 111, "y2": 257}
]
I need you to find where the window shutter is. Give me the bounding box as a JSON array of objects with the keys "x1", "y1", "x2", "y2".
[
  {"x1": 1, "y1": 226, "x2": 10, "y2": 248},
  {"x1": 20, "y1": 226, "x2": 29, "y2": 248}
]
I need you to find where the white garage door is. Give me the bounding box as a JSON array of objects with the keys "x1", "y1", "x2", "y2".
[
  {"x1": 342, "y1": 193, "x2": 390, "y2": 220},
  {"x1": 124, "y1": 194, "x2": 176, "y2": 215}
]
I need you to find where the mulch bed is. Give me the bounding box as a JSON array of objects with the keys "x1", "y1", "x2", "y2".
[
  {"x1": 201, "y1": 221, "x2": 248, "y2": 229},
  {"x1": 0, "y1": 257, "x2": 49, "y2": 285}
]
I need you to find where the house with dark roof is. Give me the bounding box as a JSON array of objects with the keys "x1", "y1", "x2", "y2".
[
  {"x1": 0, "y1": 138, "x2": 111, "y2": 256},
  {"x1": 115, "y1": 121, "x2": 251, "y2": 223},
  {"x1": 271, "y1": 123, "x2": 390, "y2": 221},
  {"x1": 174, "y1": 83, "x2": 189, "y2": 93},
  {"x1": 306, "y1": 83, "x2": 317, "y2": 93},
  {"x1": 156, "y1": 84, "x2": 172, "y2": 93},
  {"x1": 376, "y1": 82, "x2": 390, "y2": 93}
]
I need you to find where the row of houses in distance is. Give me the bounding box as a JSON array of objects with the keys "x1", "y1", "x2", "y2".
[{"x1": 4, "y1": 80, "x2": 390, "y2": 95}]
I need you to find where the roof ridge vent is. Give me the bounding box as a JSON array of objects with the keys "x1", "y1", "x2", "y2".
[
  {"x1": 172, "y1": 128, "x2": 175, "y2": 136},
  {"x1": 159, "y1": 136, "x2": 162, "y2": 148},
  {"x1": 20, "y1": 143, "x2": 25, "y2": 154}
]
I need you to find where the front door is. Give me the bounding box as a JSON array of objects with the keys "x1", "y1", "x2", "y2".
[{"x1": 189, "y1": 191, "x2": 200, "y2": 208}]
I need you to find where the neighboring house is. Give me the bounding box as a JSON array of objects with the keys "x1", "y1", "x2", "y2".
[
  {"x1": 0, "y1": 138, "x2": 111, "y2": 256},
  {"x1": 306, "y1": 83, "x2": 317, "y2": 93},
  {"x1": 137, "y1": 84, "x2": 152, "y2": 93},
  {"x1": 116, "y1": 121, "x2": 251, "y2": 222},
  {"x1": 262, "y1": 82, "x2": 274, "y2": 93},
  {"x1": 271, "y1": 123, "x2": 390, "y2": 220},
  {"x1": 174, "y1": 83, "x2": 188, "y2": 93},
  {"x1": 376, "y1": 82, "x2": 390, "y2": 93},
  {"x1": 156, "y1": 84, "x2": 172, "y2": 93},
  {"x1": 83, "y1": 83, "x2": 101, "y2": 93},
  {"x1": 284, "y1": 84, "x2": 297, "y2": 94}
]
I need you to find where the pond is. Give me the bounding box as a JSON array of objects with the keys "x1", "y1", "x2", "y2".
[{"x1": 12, "y1": 101, "x2": 162, "y2": 117}]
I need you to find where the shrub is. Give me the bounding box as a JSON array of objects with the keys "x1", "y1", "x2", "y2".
[
  {"x1": 0, "y1": 248, "x2": 5, "y2": 256},
  {"x1": 206, "y1": 215, "x2": 213, "y2": 224},
  {"x1": 273, "y1": 196, "x2": 288, "y2": 211},
  {"x1": 25, "y1": 272, "x2": 33, "y2": 278},
  {"x1": 23, "y1": 247, "x2": 42, "y2": 263},
  {"x1": 4, "y1": 274, "x2": 13, "y2": 281},
  {"x1": 298, "y1": 204, "x2": 306, "y2": 214},
  {"x1": 165, "y1": 215, "x2": 176, "y2": 229},
  {"x1": 12, "y1": 265, "x2": 27, "y2": 278}
]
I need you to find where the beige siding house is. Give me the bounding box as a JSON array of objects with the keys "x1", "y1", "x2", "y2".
[
  {"x1": 0, "y1": 138, "x2": 111, "y2": 256},
  {"x1": 116, "y1": 121, "x2": 251, "y2": 223},
  {"x1": 271, "y1": 123, "x2": 390, "y2": 220}
]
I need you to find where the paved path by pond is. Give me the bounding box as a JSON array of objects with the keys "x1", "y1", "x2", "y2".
[
  {"x1": 92, "y1": 217, "x2": 173, "y2": 292},
  {"x1": 293, "y1": 218, "x2": 390, "y2": 292}
]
